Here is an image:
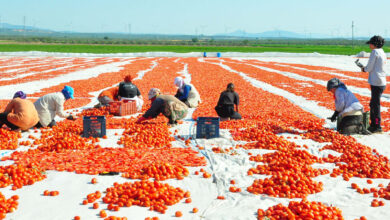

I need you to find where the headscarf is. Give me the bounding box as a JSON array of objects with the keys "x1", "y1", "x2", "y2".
[
  {"x1": 124, "y1": 75, "x2": 132, "y2": 83},
  {"x1": 174, "y1": 77, "x2": 185, "y2": 92},
  {"x1": 148, "y1": 88, "x2": 161, "y2": 100},
  {"x1": 13, "y1": 91, "x2": 27, "y2": 99},
  {"x1": 62, "y1": 85, "x2": 74, "y2": 100}
]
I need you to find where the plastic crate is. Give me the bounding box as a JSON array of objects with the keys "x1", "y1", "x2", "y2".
[
  {"x1": 196, "y1": 117, "x2": 220, "y2": 139},
  {"x1": 83, "y1": 116, "x2": 106, "y2": 138},
  {"x1": 109, "y1": 100, "x2": 137, "y2": 116}
]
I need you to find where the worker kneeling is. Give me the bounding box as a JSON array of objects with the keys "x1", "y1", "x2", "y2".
[
  {"x1": 327, "y1": 78, "x2": 368, "y2": 135},
  {"x1": 118, "y1": 75, "x2": 143, "y2": 111},
  {"x1": 215, "y1": 83, "x2": 241, "y2": 121},
  {"x1": 0, "y1": 91, "x2": 39, "y2": 131},
  {"x1": 174, "y1": 77, "x2": 201, "y2": 108},
  {"x1": 96, "y1": 87, "x2": 119, "y2": 108},
  {"x1": 137, "y1": 88, "x2": 188, "y2": 126}
]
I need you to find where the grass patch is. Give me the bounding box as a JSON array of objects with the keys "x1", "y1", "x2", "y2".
[{"x1": 0, "y1": 43, "x2": 384, "y2": 55}]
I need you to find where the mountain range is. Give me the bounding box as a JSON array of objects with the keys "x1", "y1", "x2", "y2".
[{"x1": 0, "y1": 23, "x2": 356, "y2": 39}]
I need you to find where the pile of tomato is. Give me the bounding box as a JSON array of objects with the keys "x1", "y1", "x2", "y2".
[
  {"x1": 0, "y1": 128, "x2": 21, "y2": 150},
  {"x1": 257, "y1": 199, "x2": 344, "y2": 220},
  {"x1": 0, "y1": 164, "x2": 46, "y2": 190},
  {"x1": 102, "y1": 180, "x2": 189, "y2": 214},
  {"x1": 0, "y1": 193, "x2": 19, "y2": 220},
  {"x1": 122, "y1": 162, "x2": 189, "y2": 181}
]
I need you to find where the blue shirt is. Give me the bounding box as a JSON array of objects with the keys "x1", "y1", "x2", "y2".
[{"x1": 177, "y1": 85, "x2": 191, "y2": 101}]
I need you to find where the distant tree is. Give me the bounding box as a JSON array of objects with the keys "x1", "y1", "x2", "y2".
[
  {"x1": 192, "y1": 37, "x2": 198, "y2": 43},
  {"x1": 104, "y1": 36, "x2": 109, "y2": 40}
]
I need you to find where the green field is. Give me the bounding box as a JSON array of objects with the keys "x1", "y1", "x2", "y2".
[{"x1": 0, "y1": 43, "x2": 386, "y2": 55}]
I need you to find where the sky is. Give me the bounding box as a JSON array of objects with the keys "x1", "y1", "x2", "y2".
[{"x1": 1, "y1": 0, "x2": 390, "y2": 37}]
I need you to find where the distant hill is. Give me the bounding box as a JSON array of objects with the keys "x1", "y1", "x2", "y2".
[
  {"x1": 0, "y1": 23, "x2": 55, "y2": 33},
  {"x1": 0, "y1": 23, "x2": 367, "y2": 40},
  {"x1": 216, "y1": 30, "x2": 332, "y2": 39}
]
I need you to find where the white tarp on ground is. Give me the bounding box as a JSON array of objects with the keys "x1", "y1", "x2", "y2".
[
  {"x1": 0, "y1": 54, "x2": 390, "y2": 220},
  {"x1": 1, "y1": 51, "x2": 390, "y2": 58}
]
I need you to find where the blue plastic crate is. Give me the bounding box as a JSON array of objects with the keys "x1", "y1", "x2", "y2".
[
  {"x1": 83, "y1": 116, "x2": 106, "y2": 138},
  {"x1": 196, "y1": 117, "x2": 220, "y2": 139}
]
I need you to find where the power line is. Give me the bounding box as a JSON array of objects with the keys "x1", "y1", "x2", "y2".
[
  {"x1": 351, "y1": 21, "x2": 354, "y2": 47},
  {"x1": 23, "y1": 16, "x2": 26, "y2": 37}
]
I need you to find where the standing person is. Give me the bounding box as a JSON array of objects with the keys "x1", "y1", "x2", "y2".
[
  {"x1": 361, "y1": 35, "x2": 387, "y2": 133},
  {"x1": 34, "y1": 86, "x2": 76, "y2": 128},
  {"x1": 95, "y1": 87, "x2": 119, "y2": 108},
  {"x1": 0, "y1": 91, "x2": 39, "y2": 131},
  {"x1": 327, "y1": 78, "x2": 368, "y2": 135},
  {"x1": 118, "y1": 75, "x2": 143, "y2": 111},
  {"x1": 174, "y1": 76, "x2": 201, "y2": 108},
  {"x1": 215, "y1": 83, "x2": 241, "y2": 121},
  {"x1": 136, "y1": 88, "x2": 188, "y2": 125}
]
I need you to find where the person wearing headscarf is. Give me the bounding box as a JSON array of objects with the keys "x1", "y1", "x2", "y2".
[
  {"x1": 136, "y1": 88, "x2": 188, "y2": 125},
  {"x1": 215, "y1": 83, "x2": 241, "y2": 121},
  {"x1": 34, "y1": 86, "x2": 77, "y2": 128},
  {"x1": 0, "y1": 91, "x2": 39, "y2": 131},
  {"x1": 361, "y1": 36, "x2": 387, "y2": 133},
  {"x1": 327, "y1": 78, "x2": 368, "y2": 135},
  {"x1": 95, "y1": 87, "x2": 119, "y2": 108},
  {"x1": 174, "y1": 76, "x2": 200, "y2": 108},
  {"x1": 118, "y1": 75, "x2": 143, "y2": 111}
]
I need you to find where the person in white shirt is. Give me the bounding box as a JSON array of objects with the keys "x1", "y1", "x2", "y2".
[
  {"x1": 361, "y1": 35, "x2": 387, "y2": 133},
  {"x1": 34, "y1": 86, "x2": 76, "y2": 128}
]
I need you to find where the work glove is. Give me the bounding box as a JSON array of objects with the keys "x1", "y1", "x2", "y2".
[
  {"x1": 136, "y1": 117, "x2": 147, "y2": 124},
  {"x1": 67, "y1": 115, "x2": 76, "y2": 121},
  {"x1": 327, "y1": 111, "x2": 339, "y2": 122}
]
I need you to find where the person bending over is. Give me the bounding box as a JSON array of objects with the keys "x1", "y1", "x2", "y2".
[
  {"x1": 34, "y1": 86, "x2": 76, "y2": 128},
  {"x1": 327, "y1": 78, "x2": 368, "y2": 135},
  {"x1": 0, "y1": 91, "x2": 39, "y2": 131},
  {"x1": 137, "y1": 88, "x2": 188, "y2": 126},
  {"x1": 95, "y1": 87, "x2": 119, "y2": 108}
]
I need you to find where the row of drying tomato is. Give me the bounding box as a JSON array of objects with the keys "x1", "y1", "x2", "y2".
[
  {"x1": 0, "y1": 57, "x2": 206, "y2": 219},
  {"x1": 184, "y1": 57, "x2": 390, "y2": 219}
]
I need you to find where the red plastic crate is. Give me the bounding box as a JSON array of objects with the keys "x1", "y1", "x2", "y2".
[{"x1": 109, "y1": 100, "x2": 137, "y2": 116}]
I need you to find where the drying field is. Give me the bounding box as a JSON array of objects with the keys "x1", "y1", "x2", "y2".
[{"x1": 0, "y1": 54, "x2": 390, "y2": 220}]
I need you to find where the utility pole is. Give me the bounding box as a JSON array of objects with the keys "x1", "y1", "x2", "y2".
[
  {"x1": 23, "y1": 16, "x2": 26, "y2": 37},
  {"x1": 128, "y1": 23, "x2": 131, "y2": 35},
  {"x1": 351, "y1": 21, "x2": 354, "y2": 47}
]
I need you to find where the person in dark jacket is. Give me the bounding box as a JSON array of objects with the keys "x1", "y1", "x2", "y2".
[
  {"x1": 118, "y1": 75, "x2": 143, "y2": 111},
  {"x1": 215, "y1": 83, "x2": 241, "y2": 121},
  {"x1": 136, "y1": 88, "x2": 188, "y2": 125},
  {"x1": 327, "y1": 78, "x2": 368, "y2": 135},
  {"x1": 360, "y1": 36, "x2": 387, "y2": 133}
]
